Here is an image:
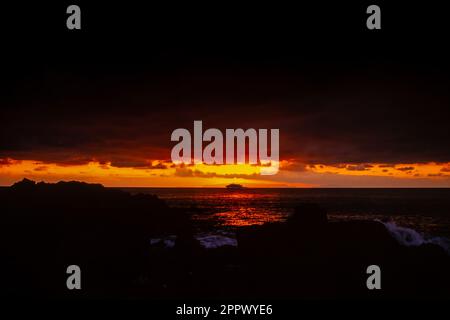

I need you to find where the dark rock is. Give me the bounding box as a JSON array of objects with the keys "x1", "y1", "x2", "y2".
[
  {"x1": 0, "y1": 179, "x2": 194, "y2": 298},
  {"x1": 1, "y1": 184, "x2": 449, "y2": 299},
  {"x1": 287, "y1": 203, "x2": 328, "y2": 228},
  {"x1": 237, "y1": 203, "x2": 450, "y2": 298}
]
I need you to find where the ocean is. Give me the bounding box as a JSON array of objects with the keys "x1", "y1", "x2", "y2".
[{"x1": 121, "y1": 188, "x2": 450, "y2": 241}]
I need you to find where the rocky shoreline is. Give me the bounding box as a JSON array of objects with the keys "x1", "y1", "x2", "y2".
[{"x1": 1, "y1": 180, "x2": 449, "y2": 299}]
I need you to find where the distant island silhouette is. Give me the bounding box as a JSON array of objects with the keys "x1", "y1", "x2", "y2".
[{"x1": 226, "y1": 183, "x2": 246, "y2": 190}]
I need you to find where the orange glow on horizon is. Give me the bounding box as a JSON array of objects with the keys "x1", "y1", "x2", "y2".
[
  {"x1": 309, "y1": 162, "x2": 450, "y2": 179},
  {"x1": 0, "y1": 158, "x2": 449, "y2": 187},
  {"x1": 0, "y1": 159, "x2": 299, "y2": 187}
]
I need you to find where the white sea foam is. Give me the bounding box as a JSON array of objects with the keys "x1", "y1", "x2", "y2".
[
  {"x1": 150, "y1": 233, "x2": 237, "y2": 249},
  {"x1": 381, "y1": 221, "x2": 450, "y2": 254},
  {"x1": 195, "y1": 233, "x2": 238, "y2": 249},
  {"x1": 149, "y1": 236, "x2": 177, "y2": 248}
]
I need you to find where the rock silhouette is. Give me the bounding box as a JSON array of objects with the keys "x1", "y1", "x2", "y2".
[
  {"x1": 1, "y1": 179, "x2": 192, "y2": 297},
  {"x1": 1, "y1": 179, "x2": 449, "y2": 299}
]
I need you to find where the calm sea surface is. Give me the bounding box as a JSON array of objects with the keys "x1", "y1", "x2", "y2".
[{"x1": 120, "y1": 188, "x2": 450, "y2": 238}]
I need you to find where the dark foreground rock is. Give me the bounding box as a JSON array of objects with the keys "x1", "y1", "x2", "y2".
[
  {"x1": 236, "y1": 204, "x2": 450, "y2": 298},
  {"x1": 1, "y1": 180, "x2": 449, "y2": 299},
  {"x1": 0, "y1": 179, "x2": 192, "y2": 298}
]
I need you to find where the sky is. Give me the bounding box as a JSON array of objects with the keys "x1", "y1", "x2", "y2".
[{"x1": 1, "y1": 3, "x2": 450, "y2": 187}]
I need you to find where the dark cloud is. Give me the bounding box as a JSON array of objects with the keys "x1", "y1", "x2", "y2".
[
  {"x1": 174, "y1": 167, "x2": 261, "y2": 180},
  {"x1": 33, "y1": 166, "x2": 48, "y2": 172},
  {"x1": 428, "y1": 173, "x2": 448, "y2": 177},
  {"x1": 108, "y1": 159, "x2": 167, "y2": 170},
  {"x1": 379, "y1": 164, "x2": 395, "y2": 168},
  {"x1": 346, "y1": 164, "x2": 373, "y2": 171},
  {"x1": 174, "y1": 167, "x2": 194, "y2": 177},
  {"x1": 0, "y1": 158, "x2": 16, "y2": 166},
  {"x1": 2, "y1": 29, "x2": 450, "y2": 169},
  {"x1": 281, "y1": 162, "x2": 308, "y2": 172},
  {"x1": 150, "y1": 162, "x2": 169, "y2": 170},
  {"x1": 396, "y1": 167, "x2": 415, "y2": 172}
]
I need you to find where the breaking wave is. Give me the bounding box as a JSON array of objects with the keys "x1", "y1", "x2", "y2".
[
  {"x1": 196, "y1": 233, "x2": 237, "y2": 249},
  {"x1": 381, "y1": 221, "x2": 450, "y2": 254},
  {"x1": 150, "y1": 236, "x2": 177, "y2": 248},
  {"x1": 150, "y1": 233, "x2": 237, "y2": 249}
]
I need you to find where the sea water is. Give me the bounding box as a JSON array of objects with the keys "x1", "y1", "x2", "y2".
[{"x1": 122, "y1": 188, "x2": 450, "y2": 252}]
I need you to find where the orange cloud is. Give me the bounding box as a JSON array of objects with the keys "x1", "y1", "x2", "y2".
[
  {"x1": 0, "y1": 159, "x2": 291, "y2": 187},
  {"x1": 1, "y1": 158, "x2": 449, "y2": 187},
  {"x1": 309, "y1": 162, "x2": 450, "y2": 179}
]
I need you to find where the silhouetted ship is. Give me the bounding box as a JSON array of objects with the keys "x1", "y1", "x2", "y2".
[{"x1": 226, "y1": 183, "x2": 245, "y2": 190}]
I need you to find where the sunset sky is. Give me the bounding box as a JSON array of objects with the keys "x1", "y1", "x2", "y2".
[
  {"x1": 1, "y1": 159, "x2": 450, "y2": 187},
  {"x1": 2, "y1": 4, "x2": 450, "y2": 187},
  {"x1": 2, "y1": 66, "x2": 449, "y2": 187}
]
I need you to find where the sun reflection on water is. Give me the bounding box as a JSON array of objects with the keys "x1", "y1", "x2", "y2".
[
  {"x1": 195, "y1": 190, "x2": 289, "y2": 227},
  {"x1": 125, "y1": 188, "x2": 450, "y2": 237}
]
